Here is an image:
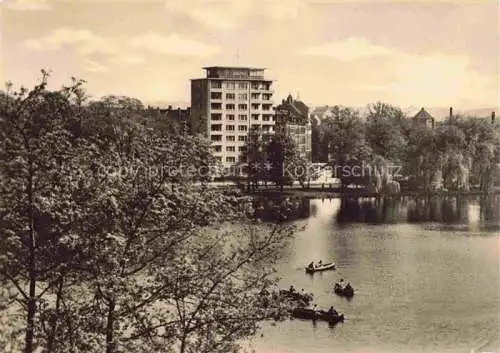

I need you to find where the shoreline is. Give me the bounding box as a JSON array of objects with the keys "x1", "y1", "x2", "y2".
[{"x1": 210, "y1": 184, "x2": 500, "y2": 198}]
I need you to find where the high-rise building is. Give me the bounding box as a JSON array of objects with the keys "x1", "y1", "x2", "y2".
[{"x1": 190, "y1": 66, "x2": 275, "y2": 168}]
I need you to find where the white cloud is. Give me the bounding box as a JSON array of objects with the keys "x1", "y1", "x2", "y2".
[
  {"x1": 24, "y1": 28, "x2": 219, "y2": 75},
  {"x1": 164, "y1": 0, "x2": 307, "y2": 29},
  {"x1": 259, "y1": 0, "x2": 307, "y2": 20},
  {"x1": 129, "y1": 32, "x2": 220, "y2": 58},
  {"x1": 5, "y1": 0, "x2": 51, "y2": 11},
  {"x1": 24, "y1": 28, "x2": 119, "y2": 55},
  {"x1": 82, "y1": 58, "x2": 109, "y2": 73},
  {"x1": 301, "y1": 37, "x2": 395, "y2": 61},
  {"x1": 109, "y1": 54, "x2": 144, "y2": 66},
  {"x1": 299, "y1": 37, "x2": 497, "y2": 108},
  {"x1": 166, "y1": 0, "x2": 251, "y2": 30}
]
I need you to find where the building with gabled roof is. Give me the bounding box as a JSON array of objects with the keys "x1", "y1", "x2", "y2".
[
  {"x1": 274, "y1": 94, "x2": 312, "y2": 161},
  {"x1": 412, "y1": 107, "x2": 435, "y2": 129}
]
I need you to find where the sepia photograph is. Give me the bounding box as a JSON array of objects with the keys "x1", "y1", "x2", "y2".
[{"x1": 0, "y1": 0, "x2": 499, "y2": 352}]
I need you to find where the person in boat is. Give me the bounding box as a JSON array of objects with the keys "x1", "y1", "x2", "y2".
[
  {"x1": 289, "y1": 285, "x2": 295, "y2": 293},
  {"x1": 308, "y1": 261, "x2": 314, "y2": 269},
  {"x1": 318, "y1": 260, "x2": 323, "y2": 266},
  {"x1": 327, "y1": 306, "x2": 338, "y2": 316},
  {"x1": 345, "y1": 283, "x2": 353, "y2": 291},
  {"x1": 336, "y1": 278, "x2": 344, "y2": 288}
]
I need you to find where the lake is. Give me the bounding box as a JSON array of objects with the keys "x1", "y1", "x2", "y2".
[{"x1": 248, "y1": 195, "x2": 500, "y2": 353}]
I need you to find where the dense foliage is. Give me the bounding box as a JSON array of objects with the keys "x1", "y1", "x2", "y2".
[
  {"x1": 313, "y1": 102, "x2": 500, "y2": 192},
  {"x1": 243, "y1": 127, "x2": 308, "y2": 191},
  {"x1": 0, "y1": 72, "x2": 300, "y2": 353}
]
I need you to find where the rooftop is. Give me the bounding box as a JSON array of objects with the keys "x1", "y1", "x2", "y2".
[{"x1": 203, "y1": 66, "x2": 266, "y2": 71}]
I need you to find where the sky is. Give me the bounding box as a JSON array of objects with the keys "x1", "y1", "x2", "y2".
[{"x1": 1, "y1": 0, "x2": 499, "y2": 111}]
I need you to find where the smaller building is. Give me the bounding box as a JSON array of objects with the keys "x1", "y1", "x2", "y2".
[
  {"x1": 412, "y1": 107, "x2": 435, "y2": 129},
  {"x1": 274, "y1": 94, "x2": 312, "y2": 161}
]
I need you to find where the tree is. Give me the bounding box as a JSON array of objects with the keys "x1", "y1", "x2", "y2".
[
  {"x1": 266, "y1": 131, "x2": 305, "y2": 191},
  {"x1": 365, "y1": 102, "x2": 406, "y2": 162},
  {"x1": 0, "y1": 72, "x2": 303, "y2": 353},
  {"x1": 243, "y1": 126, "x2": 267, "y2": 190},
  {"x1": 0, "y1": 71, "x2": 91, "y2": 353}
]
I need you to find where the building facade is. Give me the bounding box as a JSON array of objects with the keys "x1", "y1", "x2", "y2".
[
  {"x1": 274, "y1": 94, "x2": 312, "y2": 161},
  {"x1": 412, "y1": 107, "x2": 435, "y2": 128},
  {"x1": 190, "y1": 67, "x2": 275, "y2": 168}
]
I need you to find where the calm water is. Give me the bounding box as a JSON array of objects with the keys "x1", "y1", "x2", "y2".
[{"x1": 248, "y1": 196, "x2": 500, "y2": 353}]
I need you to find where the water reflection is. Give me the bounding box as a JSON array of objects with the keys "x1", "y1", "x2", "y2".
[
  {"x1": 249, "y1": 195, "x2": 500, "y2": 353},
  {"x1": 253, "y1": 196, "x2": 311, "y2": 221},
  {"x1": 330, "y1": 195, "x2": 500, "y2": 230}
]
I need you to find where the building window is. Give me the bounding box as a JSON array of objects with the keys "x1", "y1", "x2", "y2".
[
  {"x1": 251, "y1": 104, "x2": 259, "y2": 110},
  {"x1": 210, "y1": 81, "x2": 222, "y2": 89},
  {"x1": 225, "y1": 82, "x2": 235, "y2": 90},
  {"x1": 251, "y1": 82, "x2": 259, "y2": 90},
  {"x1": 251, "y1": 93, "x2": 260, "y2": 100},
  {"x1": 238, "y1": 146, "x2": 246, "y2": 152},
  {"x1": 215, "y1": 156, "x2": 222, "y2": 162},
  {"x1": 238, "y1": 93, "x2": 248, "y2": 100},
  {"x1": 226, "y1": 156, "x2": 236, "y2": 163},
  {"x1": 238, "y1": 114, "x2": 248, "y2": 121},
  {"x1": 211, "y1": 92, "x2": 222, "y2": 99},
  {"x1": 226, "y1": 125, "x2": 235, "y2": 131},
  {"x1": 225, "y1": 93, "x2": 235, "y2": 100},
  {"x1": 213, "y1": 145, "x2": 222, "y2": 152},
  {"x1": 238, "y1": 125, "x2": 248, "y2": 132},
  {"x1": 252, "y1": 114, "x2": 259, "y2": 121},
  {"x1": 226, "y1": 146, "x2": 236, "y2": 152},
  {"x1": 262, "y1": 115, "x2": 271, "y2": 121},
  {"x1": 226, "y1": 135, "x2": 235, "y2": 141},
  {"x1": 238, "y1": 135, "x2": 247, "y2": 142},
  {"x1": 238, "y1": 104, "x2": 248, "y2": 110},
  {"x1": 226, "y1": 114, "x2": 235, "y2": 121},
  {"x1": 211, "y1": 124, "x2": 222, "y2": 131},
  {"x1": 238, "y1": 82, "x2": 248, "y2": 89},
  {"x1": 225, "y1": 104, "x2": 235, "y2": 110},
  {"x1": 262, "y1": 104, "x2": 272, "y2": 111},
  {"x1": 211, "y1": 113, "x2": 222, "y2": 120},
  {"x1": 211, "y1": 135, "x2": 222, "y2": 141},
  {"x1": 211, "y1": 103, "x2": 222, "y2": 110}
]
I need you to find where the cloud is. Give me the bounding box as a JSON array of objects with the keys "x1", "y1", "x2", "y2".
[
  {"x1": 82, "y1": 58, "x2": 109, "y2": 73},
  {"x1": 164, "y1": 0, "x2": 305, "y2": 30},
  {"x1": 5, "y1": 0, "x2": 51, "y2": 11},
  {"x1": 301, "y1": 37, "x2": 395, "y2": 61},
  {"x1": 165, "y1": 0, "x2": 251, "y2": 30},
  {"x1": 24, "y1": 28, "x2": 119, "y2": 55},
  {"x1": 24, "y1": 28, "x2": 220, "y2": 74},
  {"x1": 109, "y1": 54, "x2": 144, "y2": 66},
  {"x1": 129, "y1": 32, "x2": 220, "y2": 58},
  {"x1": 299, "y1": 37, "x2": 497, "y2": 108}
]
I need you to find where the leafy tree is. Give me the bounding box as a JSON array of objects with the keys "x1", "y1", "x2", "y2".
[
  {"x1": 0, "y1": 70, "x2": 91, "y2": 353},
  {"x1": 0, "y1": 72, "x2": 303, "y2": 353},
  {"x1": 365, "y1": 102, "x2": 406, "y2": 162},
  {"x1": 266, "y1": 132, "x2": 305, "y2": 191},
  {"x1": 243, "y1": 126, "x2": 267, "y2": 190}
]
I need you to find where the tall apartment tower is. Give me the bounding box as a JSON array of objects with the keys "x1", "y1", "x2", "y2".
[{"x1": 190, "y1": 66, "x2": 275, "y2": 168}]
